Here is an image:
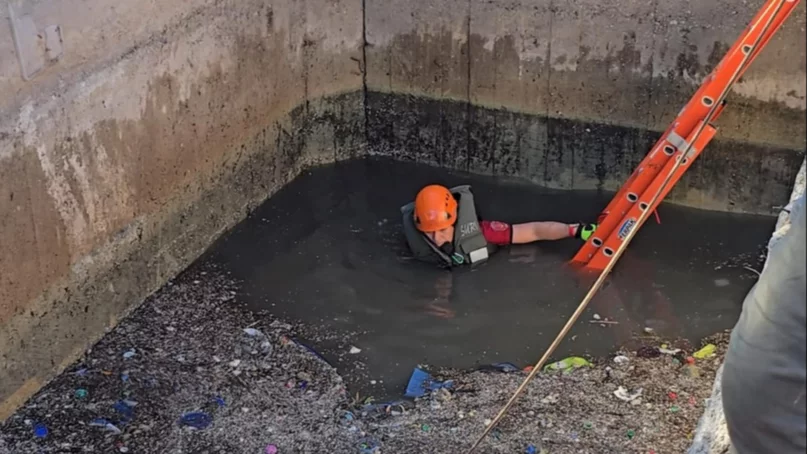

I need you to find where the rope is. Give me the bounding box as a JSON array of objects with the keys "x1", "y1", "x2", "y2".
[{"x1": 464, "y1": 1, "x2": 787, "y2": 451}]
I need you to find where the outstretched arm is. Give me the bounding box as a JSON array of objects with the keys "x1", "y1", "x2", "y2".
[{"x1": 511, "y1": 221, "x2": 578, "y2": 243}]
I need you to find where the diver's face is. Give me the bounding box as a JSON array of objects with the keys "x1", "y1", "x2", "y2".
[{"x1": 425, "y1": 225, "x2": 454, "y2": 247}]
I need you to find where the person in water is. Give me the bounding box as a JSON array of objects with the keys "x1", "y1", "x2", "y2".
[{"x1": 401, "y1": 184, "x2": 598, "y2": 268}]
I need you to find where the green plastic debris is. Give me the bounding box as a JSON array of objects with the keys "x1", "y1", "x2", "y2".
[
  {"x1": 421, "y1": 424, "x2": 431, "y2": 432},
  {"x1": 543, "y1": 356, "x2": 592, "y2": 372},
  {"x1": 693, "y1": 344, "x2": 716, "y2": 359},
  {"x1": 627, "y1": 429, "x2": 636, "y2": 439},
  {"x1": 583, "y1": 421, "x2": 593, "y2": 430},
  {"x1": 74, "y1": 388, "x2": 88, "y2": 399},
  {"x1": 670, "y1": 405, "x2": 680, "y2": 413}
]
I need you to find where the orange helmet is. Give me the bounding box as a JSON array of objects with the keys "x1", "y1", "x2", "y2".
[{"x1": 413, "y1": 185, "x2": 458, "y2": 232}]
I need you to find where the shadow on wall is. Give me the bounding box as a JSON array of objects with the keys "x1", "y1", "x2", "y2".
[{"x1": 366, "y1": 92, "x2": 805, "y2": 216}]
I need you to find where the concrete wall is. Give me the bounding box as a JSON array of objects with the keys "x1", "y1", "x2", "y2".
[
  {"x1": 0, "y1": 0, "x2": 364, "y2": 419},
  {"x1": 365, "y1": 0, "x2": 807, "y2": 214}
]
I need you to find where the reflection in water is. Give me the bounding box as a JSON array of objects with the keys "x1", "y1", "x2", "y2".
[{"x1": 200, "y1": 157, "x2": 773, "y2": 397}]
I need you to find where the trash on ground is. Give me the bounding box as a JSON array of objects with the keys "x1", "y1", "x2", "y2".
[
  {"x1": 358, "y1": 438, "x2": 381, "y2": 454},
  {"x1": 434, "y1": 387, "x2": 452, "y2": 402},
  {"x1": 614, "y1": 386, "x2": 643, "y2": 402},
  {"x1": 404, "y1": 368, "x2": 454, "y2": 398},
  {"x1": 89, "y1": 418, "x2": 122, "y2": 434},
  {"x1": 33, "y1": 423, "x2": 48, "y2": 439},
  {"x1": 682, "y1": 364, "x2": 701, "y2": 378},
  {"x1": 636, "y1": 346, "x2": 661, "y2": 358},
  {"x1": 244, "y1": 327, "x2": 265, "y2": 337},
  {"x1": 74, "y1": 388, "x2": 88, "y2": 399},
  {"x1": 477, "y1": 362, "x2": 520, "y2": 373},
  {"x1": 179, "y1": 412, "x2": 212, "y2": 429},
  {"x1": 113, "y1": 400, "x2": 136, "y2": 423},
  {"x1": 541, "y1": 393, "x2": 559, "y2": 404},
  {"x1": 349, "y1": 346, "x2": 362, "y2": 354},
  {"x1": 613, "y1": 355, "x2": 630, "y2": 365},
  {"x1": 123, "y1": 349, "x2": 136, "y2": 359},
  {"x1": 265, "y1": 444, "x2": 278, "y2": 454},
  {"x1": 692, "y1": 344, "x2": 716, "y2": 359},
  {"x1": 544, "y1": 356, "x2": 592, "y2": 372}
]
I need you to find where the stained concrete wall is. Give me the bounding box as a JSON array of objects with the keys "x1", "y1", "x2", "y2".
[
  {"x1": 365, "y1": 0, "x2": 807, "y2": 214},
  {"x1": 0, "y1": 0, "x2": 364, "y2": 419}
]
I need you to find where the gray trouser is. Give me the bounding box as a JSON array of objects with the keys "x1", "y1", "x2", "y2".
[{"x1": 722, "y1": 194, "x2": 806, "y2": 454}]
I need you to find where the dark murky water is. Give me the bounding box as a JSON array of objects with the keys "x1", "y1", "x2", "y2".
[{"x1": 200, "y1": 157, "x2": 774, "y2": 398}]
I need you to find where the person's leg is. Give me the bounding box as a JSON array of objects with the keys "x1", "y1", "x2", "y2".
[{"x1": 721, "y1": 194, "x2": 806, "y2": 454}]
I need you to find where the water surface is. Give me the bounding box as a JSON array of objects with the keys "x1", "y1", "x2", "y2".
[{"x1": 201, "y1": 157, "x2": 773, "y2": 397}]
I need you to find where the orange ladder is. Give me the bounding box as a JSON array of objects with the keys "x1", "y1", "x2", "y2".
[{"x1": 572, "y1": 0, "x2": 801, "y2": 271}]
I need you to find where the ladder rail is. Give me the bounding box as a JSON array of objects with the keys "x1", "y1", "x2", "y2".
[
  {"x1": 572, "y1": 0, "x2": 800, "y2": 268},
  {"x1": 586, "y1": 123, "x2": 718, "y2": 269}
]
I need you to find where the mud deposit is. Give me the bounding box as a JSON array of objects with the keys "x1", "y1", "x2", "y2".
[
  {"x1": 201, "y1": 157, "x2": 772, "y2": 398},
  {"x1": 0, "y1": 263, "x2": 730, "y2": 454}
]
